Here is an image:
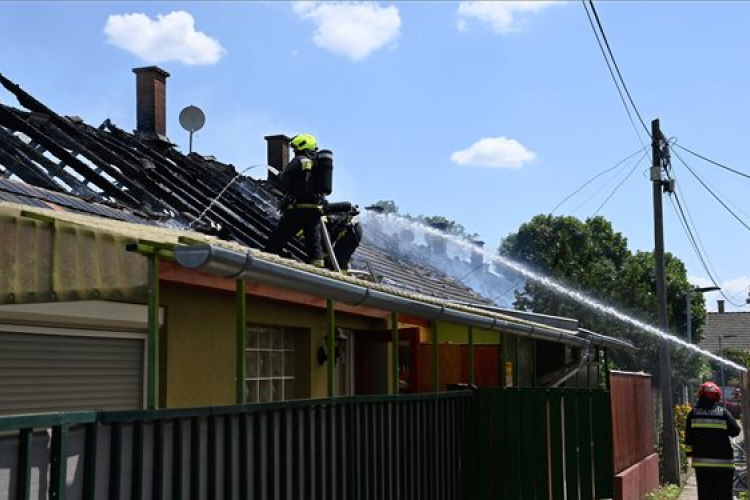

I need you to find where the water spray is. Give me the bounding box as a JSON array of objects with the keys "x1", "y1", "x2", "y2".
[
  {"x1": 188, "y1": 164, "x2": 265, "y2": 229},
  {"x1": 363, "y1": 211, "x2": 746, "y2": 373}
]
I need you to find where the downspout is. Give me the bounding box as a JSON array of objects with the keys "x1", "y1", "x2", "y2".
[
  {"x1": 147, "y1": 255, "x2": 160, "y2": 409},
  {"x1": 235, "y1": 280, "x2": 247, "y2": 404},
  {"x1": 392, "y1": 312, "x2": 399, "y2": 395},
  {"x1": 173, "y1": 245, "x2": 589, "y2": 347},
  {"x1": 550, "y1": 340, "x2": 591, "y2": 388}
]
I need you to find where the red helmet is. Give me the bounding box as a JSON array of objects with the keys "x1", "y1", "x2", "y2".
[{"x1": 699, "y1": 382, "x2": 722, "y2": 402}]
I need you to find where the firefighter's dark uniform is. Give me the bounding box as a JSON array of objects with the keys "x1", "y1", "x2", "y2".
[
  {"x1": 324, "y1": 208, "x2": 362, "y2": 271},
  {"x1": 264, "y1": 153, "x2": 324, "y2": 266},
  {"x1": 685, "y1": 397, "x2": 741, "y2": 500}
]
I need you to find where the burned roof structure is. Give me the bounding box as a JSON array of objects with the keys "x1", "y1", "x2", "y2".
[{"x1": 0, "y1": 69, "x2": 490, "y2": 304}]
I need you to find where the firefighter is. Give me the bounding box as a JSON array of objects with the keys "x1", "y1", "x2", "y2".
[
  {"x1": 685, "y1": 381, "x2": 741, "y2": 500},
  {"x1": 264, "y1": 134, "x2": 326, "y2": 267},
  {"x1": 323, "y1": 202, "x2": 362, "y2": 272}
]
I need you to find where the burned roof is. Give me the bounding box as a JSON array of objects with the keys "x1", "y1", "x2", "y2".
[{"x1": 0, "y1": 72, "x2": 489, "y2": 305}]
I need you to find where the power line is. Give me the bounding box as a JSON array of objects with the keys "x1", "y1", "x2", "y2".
[
  {"x1": 550, "y1": 147, "x2": 646, "y2": 215},
  {"x1": 673, "y1": 179, "x2": 722, "y2": 286},
  {"x1": 670, "y1": 152, "x2": 749, "y2": 307},
  {"x1": 581, "y1": 1, "x2": 647, "y2": 146},
  {"x1": 672, "y1": 148, "x2": 750, "y2": 234},
  {"x1": 586, "y1": 0, "x2": 650, "y2": 137},
  {"x1": 675, "y1": 143, "x2": 750, "y2": 182},
  {"x1": 592, "y1": 151, "x2": 648, "y2": 216}
]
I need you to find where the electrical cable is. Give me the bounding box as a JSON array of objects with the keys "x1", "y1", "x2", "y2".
[
  {"x1": 673, "y1": 179, "x2": 722, "y2": 286},
  {"x1": 669, "y1": 156, "x2": 748, "y2": 307},
  {"x1": 581, "y1": 1, "x2": 648, "y2": 147},
  {"x1": 592, "y1": 151, "x2": 648, "y2": 216},
  {"x1": 550, "y1": 147, "x2": 646, "y2": 215},
  {"x1": 672, "y1": 149, "x2": 750, "y2": 234},
  {"x1": 587, "y1": 0, "x2": 650, "y2": 137},
  {"x1": 675, "y1": 144, "x2": 750, "y2": 181}
]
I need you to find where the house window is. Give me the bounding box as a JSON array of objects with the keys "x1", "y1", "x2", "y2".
[{"x1": 246, "y1": 324, "x2": 298, "y2": 403}]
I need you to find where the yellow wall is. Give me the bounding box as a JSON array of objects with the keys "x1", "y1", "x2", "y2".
[
  {"x1": 161, "y1": 285, "x2": 236, "y2": 408},
  {"x1": 435, "y1": 322, "x2": 500, "y2": 345},
  {"x1": 160, "y1": 284, "x2": 386, "y2": 407}
]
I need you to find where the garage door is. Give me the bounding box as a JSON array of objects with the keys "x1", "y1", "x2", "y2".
[{"x1": 0, "y1": 329, "x2": 145, "y2": 415}]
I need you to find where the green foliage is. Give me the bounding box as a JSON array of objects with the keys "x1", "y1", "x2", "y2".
[
  {"x1": 370, "y1": 200, "x2": 480, "y2": 242},
  {"x1": 674, "y1": 403, "x2": 692, "y2": 473},
  {"x1": 713, "y1": 347, "x2": 750, "y2": 385},
  {"x1": 371, "y1": 200, "x2": 399, "y2": 214},
  {"x1": 644, "y1": 484, "x2": 681, "y2": 500},
  {"x1": 418, "y1": 215, "x2": 480, "y2": 241},
  {"x1": 498, "y1": 214, "x2": 708, "y2": 384}
]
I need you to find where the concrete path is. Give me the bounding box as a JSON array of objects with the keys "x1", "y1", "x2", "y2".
[{"x1": 677, "y1": 471, "x2": 698, "y2": 500}]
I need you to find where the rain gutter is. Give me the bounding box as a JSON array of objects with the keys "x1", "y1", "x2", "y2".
[
  {"x1": 578, "y1": 328, "x2": 638, "y2": 352},
  {"x1": 174, "y1": 245, "x2": 588, "y2": 347}
]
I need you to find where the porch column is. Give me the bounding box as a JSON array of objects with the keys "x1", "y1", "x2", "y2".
[
  {"x1": 433, "y1": 320, "x2": 440, "y2": 392},
  {"x1": 327, "y1": 299, "x2": 336, "y2": 397},
  {"x1": 235, "y1": 279, "x2": 247, "y2": 404},
  {"x1": 391, "y1": 312, "x2": 400, "y2": 394},
  {"x1": 147, "y1": 255, "x2": 160, "y2": 409},
  {"x1": 468, "y1": 326, "x2": 475, "y2": 385}
]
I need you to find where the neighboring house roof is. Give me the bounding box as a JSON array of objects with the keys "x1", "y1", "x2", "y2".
[
  {"x1": 0, "y1": 72, "x2": 487, "y2": 305},
  {"x1": 700, "y1": 312, "x2": 750, "y2": 353}
]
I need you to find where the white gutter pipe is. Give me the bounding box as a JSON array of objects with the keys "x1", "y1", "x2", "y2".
[{"x1": 174, "y1": 245, "x2": 588, "y2": 347}]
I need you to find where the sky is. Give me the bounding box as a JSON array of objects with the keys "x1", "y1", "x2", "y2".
[{"x1": 1, "y1": 1, "x2": 750, "y2": 312}]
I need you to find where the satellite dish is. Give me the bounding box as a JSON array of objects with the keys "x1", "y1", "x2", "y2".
[
  {"x1": 179, "y1": 105, "x2": 206, "y2": 153},
  {"x1": 179, "y1": 105, "x2": 205, "y2": 132}
]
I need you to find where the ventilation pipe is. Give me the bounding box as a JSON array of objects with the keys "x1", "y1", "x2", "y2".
[{"x1": 174, "y1": 245, "x2": 588, "y2": 347}]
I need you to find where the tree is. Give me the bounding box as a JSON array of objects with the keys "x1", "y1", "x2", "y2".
[
  {"x1": 371, "y1": 200, "x2": 399, "y2": 214},
  {"x1": 499, "y1": 214, "x2": 708, "y2": 385},
  {"x1": 369, "y1": 200, "x2": 480, "y2": 241}
]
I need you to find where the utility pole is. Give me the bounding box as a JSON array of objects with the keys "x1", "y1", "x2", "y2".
[{"x1": 652, "y1": 118, "x2": 680, "y2": 485}]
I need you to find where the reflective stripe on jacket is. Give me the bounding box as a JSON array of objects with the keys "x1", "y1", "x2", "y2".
[{"x1": 685, "y1": 398, "x2": 741, "y2": 468}]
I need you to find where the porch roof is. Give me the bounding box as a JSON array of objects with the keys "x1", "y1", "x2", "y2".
[{"x1": 0, "y1": 202, "x2": 588, "y2": 346}]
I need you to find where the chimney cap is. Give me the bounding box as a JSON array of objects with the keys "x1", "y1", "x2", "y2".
[
  {"x1": 264, "y1": 134, "x2": 291, "y2": 141},
  {"x1": 132, "y1": 66, "x2": 170, "y2": 78}
]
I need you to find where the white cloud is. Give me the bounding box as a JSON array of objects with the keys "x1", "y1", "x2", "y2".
[
  {"x1": 690, "y1": 275, "x2": 750, "y2": 312},
  {"x1": 104, "y1": 11, "x2": 225, "y2": 65},
  {"x1": 451, "y1": 136, "x2": 536, "y2": 168},
  {"x1": 292, "y1": 2, "x2": 401, "y2": 61},
  {"x1": 457, "y1": 1, "x2": 557, "y2": 34}
]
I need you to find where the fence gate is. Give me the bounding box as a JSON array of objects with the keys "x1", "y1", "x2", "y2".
[{"x1": 470, "y1": 388, "x2": 614, "y2": 500}]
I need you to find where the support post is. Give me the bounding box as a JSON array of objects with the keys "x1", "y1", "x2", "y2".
[
  {"x1": 327, "y1": 299, "x2": 336, "y2": 397},
  {"x1": 147, "y1": 255, "x2": 160, "y2": 409},
  {"x1": 235, "y1": 280, "x2": 247, "y2": 404},
  {"x1": 742, "y1": 372, "x2": 750, "y2": 488},
  {"x1": 391, "y1": 312, "x2": 400, "y2": 394},
  {"x1": 652, "y1": 118, "x2": 680, "y2": 485},
  {"x1": 433, "y1": 320, "x2": 440, "y2": 392},
  {"x1": 468, "y1": 326, "x2": 475, "y2": 385}
]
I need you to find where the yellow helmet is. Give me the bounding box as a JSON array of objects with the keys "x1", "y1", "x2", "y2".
[{"x1": 290, "y1": 133, "x2": 317, "y2": 151}]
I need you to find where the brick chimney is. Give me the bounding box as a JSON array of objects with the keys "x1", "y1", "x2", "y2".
[
  {"x1": 718, "y1": 299, "x2": 725, "y2": 313},
  {"x1": 264, "y1": 135, "x2": 291, "y2": 180},
  {"x1": 132, "y1": 66, "x2": 170, "y2": 142}
]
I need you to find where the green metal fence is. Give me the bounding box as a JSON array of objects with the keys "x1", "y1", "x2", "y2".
[
  {"x1": 0, "y1": 388, "x2": 613, "y2": 500},
  {"x1": 470, "y1": 388, "x2": 614, "y2": 500},
  {"x1": 0, "y1": 392, "x2": 471, "y2": 500}
]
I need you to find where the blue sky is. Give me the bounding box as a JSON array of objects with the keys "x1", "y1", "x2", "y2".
[{"x1": 2, "y1": 1, "x2": 750, "y2": 312}]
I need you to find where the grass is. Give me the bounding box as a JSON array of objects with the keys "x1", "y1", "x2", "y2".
[{"x1": 644, "y1": 484, "x2": 681, "y2": 500}]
